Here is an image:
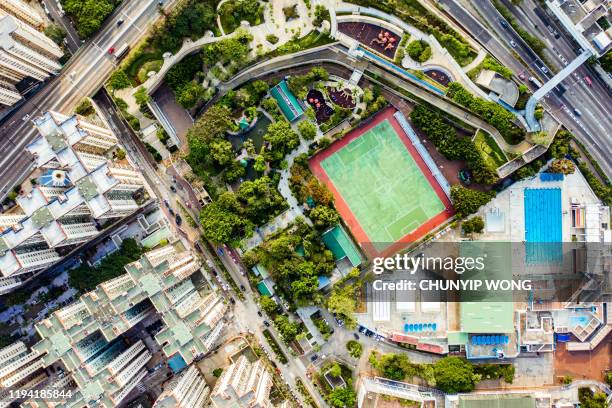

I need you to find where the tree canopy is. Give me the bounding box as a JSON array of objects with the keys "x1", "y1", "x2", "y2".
[{"x1": 450, "y1": 185, "x2": 496, "y2": 218}]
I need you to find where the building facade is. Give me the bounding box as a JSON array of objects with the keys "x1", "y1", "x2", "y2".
[
  {"x1": 210, "y1": 355, "x2": 276, "y2": 408},
  {"x1": 0, "y1": 241, "x2": 228, "y2": 408},
  {"x1": 0, "y1": 6, "x2": 62, "y2": 106},
  {"x1": 0, "y1": 111, "x2": 147, "y2": 294},
  {"x1": 153, "y1": 365, "x2": 210, "y2": 408}
]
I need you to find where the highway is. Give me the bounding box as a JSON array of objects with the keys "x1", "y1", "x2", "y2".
[
  {"x1": 438, "y1": 0, "x2": 612, "y2": 178},
  {"x1": 0, "y1": 0, "x2": 177, "y2": 201}
]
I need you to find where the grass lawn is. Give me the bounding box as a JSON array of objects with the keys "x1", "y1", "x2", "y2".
[
  {"x1": 319, "y1": 119, "x2": 444, "y2": 243},
  {"x1": 473, "y1": 130, "x2": 508, "y2": 169},
  {"x1": 123, "y1": 50, "x2": 163, "y2": 84}
]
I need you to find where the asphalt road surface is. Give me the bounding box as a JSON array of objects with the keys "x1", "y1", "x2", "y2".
[
  {"x1": 0, "y1": 0, "x2": 178, "y2": 201},
  {"x1": 439, "y1": 0, "x2": 612, "y2": 178}
]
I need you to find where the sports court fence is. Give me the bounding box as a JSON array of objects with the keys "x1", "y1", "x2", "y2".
[{"x1": 394, "y1": 111, "x2": 451, "y2": 199}]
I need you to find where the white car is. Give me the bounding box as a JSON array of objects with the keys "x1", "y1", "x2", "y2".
[{"x1": 509, "y1": 40, "x2": 517, "y2": 48}]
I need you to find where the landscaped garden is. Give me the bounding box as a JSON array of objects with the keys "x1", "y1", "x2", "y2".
[{"x1": 218, "y1": 0, "x2": 265, "y2": 33}]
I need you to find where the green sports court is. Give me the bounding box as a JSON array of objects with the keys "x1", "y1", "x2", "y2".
[{"x1": 311, "y1": 109, "x2": 449, "y2": 248}]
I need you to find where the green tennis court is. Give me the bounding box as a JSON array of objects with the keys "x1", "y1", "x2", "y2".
[{"x1": 320, "y1": 119, "x2": 445, "y2": 243}]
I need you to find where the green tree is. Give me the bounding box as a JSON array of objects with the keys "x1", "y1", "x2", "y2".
[
  {"x1": 377, "y1": 353, "x2": 411, "y2": 381},
  {"x1": 549, "y1": 159, "x2": 576, "y2": 175},
  {"x1": 212, "y1": 368, "x2": 223, "y2": 377},
  {"x1": 69, "y1": 239, "x2": 143, "y2": 292},
  {"x1": 328, "y1": 363, "x2": 342, "y2": 377},
  {"x1": 210, "y1": 139, "x2": 235, "y2": 167},
  {"x1": 297, "y1": 120, "x2": 317, "y2": 140},
  {"x1": 188, "y1": 105, "x2": 234, "y2": 144},
  {"x1": 44, "y1": 24, "x2": 67, "y2": 45},
  {"x1": 223, "y1": 161, "x2": 246, "y2": 183},
  {"x1": 433, "y1": 357, "x2": 476, "y2": 393},
  {"x1": 75, "y1": 98, "x2": 94, "y2": 116},
  {"x1": 600, "y1": 52, "x2": 612, "y2": 72},
  {"x1": 274, "y1": 315, "x2": 301, "y2": 342},
  {"x1": 260, "y1": 296, "x2": 278, "y2": 315},
  {"x1": 462, "y1": 216, "x2": 485, "y2": 234},
  {"x1": 308, "y1": 206, "x2": 339, "y2": 229},
  {"x1": 254, "y1": 155, "x2": 266, "y2": 173},
  {"x1": 176, "y1": 82, "x2": 204, "y2": 109},
  {"x1": 134, "y1": 87, "x2": 151, "y2": 106},
  {"x1": 63, "y1": 0, "x2": 115, "y2": 38},
  {"x1": 450, "y1": 185, "x2": 495, "y2": 218},
  {"x1": 406, "y1": 40, "x2": 431, "y2": 63},
  {"x1": 327, "y1": 387, "x2": 357, "y2": 408},
  {"x1": 199, "y1": 192, "x2": 253, "y2": 244},
  {"x1": 346, "y1": 340, "x2": 363, "y2": 358},
  {"x1": 264, "y1": 121, "x2": 299, "y2": 162},
  {"x1": 327, "y1": 283, "x2": 358, "y2": 328},
  {"x1": 107, "y1": 70, "x2": 131, "y2": 90}
]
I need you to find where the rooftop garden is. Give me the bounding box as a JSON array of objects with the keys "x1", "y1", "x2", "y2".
[
  {"x1": 368, "y1": 351, "x2": 514, "y2": 393},
  {"x1": 349, "y1": 0, "x2": 476, "y2": 66},
  {"x1": 446, "y1": 82, "x2": 525, "y2": 145},
  {"x1": 219, "y1": 0, "x2": 265, "y2": 33}
]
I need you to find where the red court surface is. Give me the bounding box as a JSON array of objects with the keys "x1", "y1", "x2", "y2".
[{"x1": 310, "y1": 107, "x2": 454, "y2": 258}]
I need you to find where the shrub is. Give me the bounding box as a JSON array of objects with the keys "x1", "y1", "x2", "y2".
[
  {"x1": 107, "y1": 70, "x2": 132, "y2": 90},
  {"x1": 406, "y1": 40, "x2": 431, "y2": 63},
  {"x1": 451, "y1": 185, "x2": 496, "y2": 218},
  {"x1": 75, "y1": 98, "x2": 94, "y2": 116},
  {"x1": 266, "y1": 34, "x2": 279, "y2": 44},
  {"x1": 44, "y1": 24, "x2": 67, "y2": 45},
  {"x1": 462, "y1": 216, "x2": 484, "y2": 234}
]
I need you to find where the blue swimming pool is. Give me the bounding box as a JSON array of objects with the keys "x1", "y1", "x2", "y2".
[
  {"x1": 524, "y1": 188, "x2": 562, "y2": 263},
  {"x1": 569, "y1": 315, "x2": 590, "y2": 328}
]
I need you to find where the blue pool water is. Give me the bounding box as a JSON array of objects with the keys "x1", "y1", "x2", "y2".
[
  {"x1": 524, "y1": 188, "x2": 562, "y2": 263},
  {"x1": 569, "y1": 315, "x2": 590, "y2": 327},
  {"x1": 358, "y1": 47, "x2": 445, "y2": 96},
  {"x1": 167, "y1": 353, "x2": 187, "y2": 373}
]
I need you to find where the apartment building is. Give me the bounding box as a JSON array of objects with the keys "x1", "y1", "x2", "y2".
[
  {"x1": 18, "y1": 241, "x2": 227, "y2": 407},
  {"x1": 0, "y1": 111, "x2": 146, "y2": 294},
  {"x1": 0, "y1": 0, "x2": 44, "y2": 28},
  {"x1": 0, "y1": 11, "x2": 63, "y2": 106},
  {"x1": 153, "y1": 365, "x2": 210, "y2": 408},
  {"x1": 210, "y1": 355, "x2": 276, "y2": 408},
  {"x1": 357, "y1": 376, "x2": 437, "y2": 408}
]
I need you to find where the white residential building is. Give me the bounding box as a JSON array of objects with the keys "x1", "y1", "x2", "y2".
[
  {"x1": 0, "y1": 111, "x2": 146, "y2": 294},
  {"x1": 0, "y1": 0, "x2": 44, "y2": 28},
  {"x1": 154, "y1": 365, "x2": 210, "y2": 408},
  {"x1": 210, "y1": 356, "x2": 275, "y2": 408},
  {"x1": 0, "y1": 13, "x2": 63, "y2": 106},
  {"x1": 25, "y1": 241, "x2": 226, "y2": 408},
  {"x1": 357, "y1": 377, "x2": 437, "y2": 408}
]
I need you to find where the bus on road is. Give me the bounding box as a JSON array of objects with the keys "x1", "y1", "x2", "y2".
[
  {"x1": 529, "y1": 76, "x2": 543, "y2": 88},
  {"x1": 114, "y1": 43, "x2": 130, "y2": 60}
]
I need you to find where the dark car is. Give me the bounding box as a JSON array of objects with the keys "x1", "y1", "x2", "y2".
[
  {"x1": 257, "y1": 311, "x2": 263, "y2": 317},
  {"x1": 168, "y1": 208, "x2": 175, "y2": 216},
  {"x1": 170, "y1": 185, "x2": 177, "y2": 193},
  {"x1": 263, "y1": 320, "x2": 270, "y2": 327},
  {"x1": 163, "y1": 199, "x2": 169, "y2": 207},
  {"x1": 240, "y1": 285, "x2": 246, "y2": 291},
  {"x1": 310, "y1": 354, "x2": 318, "y2": 362},
  {"x1": 229, "y1": 297, "x2": 236, "y2": 304},
  {"x1": 175, "y1": 215, "x2": 182, "y2": 225},
  {"x1": 353, "y1": 333, "x2": 360, "y2": 340},
  {"x1": 500, "y1": 19, "x2": 508, "y2": 28}
]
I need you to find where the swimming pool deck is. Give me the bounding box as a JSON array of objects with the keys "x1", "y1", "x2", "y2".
[{"x1": 475, "y1": 166, "x2": 602, "y2": 244}]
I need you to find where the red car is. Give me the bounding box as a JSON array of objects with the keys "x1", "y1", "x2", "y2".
[{"x1": 108, "y1": 47, "x2": 115, "y2": 54}]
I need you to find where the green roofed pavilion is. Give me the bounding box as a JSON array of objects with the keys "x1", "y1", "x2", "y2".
[
  {"x1": 257, "y1": 280, "x2": 274, "y2": 296},
  {"x1": 322, "y1": 225, "x2": 361, "y2": 267},
  {"x1": 270, "y1": 80, "x2": 304, "y2": 122}
]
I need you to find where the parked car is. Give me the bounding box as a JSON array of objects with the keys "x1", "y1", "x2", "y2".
[
  {"x1": 240, "y1": 285, "x2": 246, "y2": 291},
  {"x1": 170, "y1": 185, "x2": 177, "y2": 193},
  {"x1": 353, "y1": 333, "x2": 360, "y2": 340},
  {"x1": 310, "y1": 354, "x2": 318, "y2": 362},
  {"x1": 175, "y1": 214, "x2": 182, "y2": 225},
  {"x1": 263, "y1": 320, "x2": 270, "y2": 327},
  {"x1": 163, "y1": 199, "x2": 169, "y2": 207}
]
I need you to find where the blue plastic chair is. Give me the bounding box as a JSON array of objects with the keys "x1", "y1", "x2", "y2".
[{"x1": 432, "y1": 323, "x2": 437, "y2": 331}]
